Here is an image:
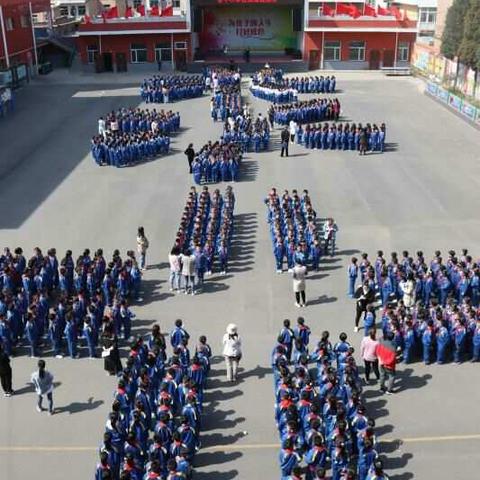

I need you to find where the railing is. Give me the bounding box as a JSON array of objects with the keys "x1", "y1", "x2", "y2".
[{"x1": 88, "y1": 14, "x2": 187, "y2": 24}]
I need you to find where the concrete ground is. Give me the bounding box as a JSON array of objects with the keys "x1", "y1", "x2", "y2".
[{"x1": 0, "y1": 71, "x2": 479, "y2": 480}]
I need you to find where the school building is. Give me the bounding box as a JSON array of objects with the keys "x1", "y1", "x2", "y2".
[{"x1": 75, "y1": 0, "x2": 430, "y2": 72}]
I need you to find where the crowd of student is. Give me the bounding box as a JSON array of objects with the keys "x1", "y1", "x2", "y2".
[
  {"x1": 0, "y1": 247, "x2": 141, "y2": 360},
  {"x1": 203, "y1": 66, "x2": 242, "y2": 91},
  {"x1": 294, "y1": 123, "x2": 386, "y2": 153},
  {"x1": 222, "y1": 113, "x2": 270, "y2": 152},
  {"x1": 140, "y1": 76, "x2": 205, "y2": 103},
  {"x1": 250, "y1": 84, "x2": 299, "y2": 104},
  {"x1": 95, "y1": 320, "x2": 212, "y2": 480},
  {"x1": 349, "y1": 250, "x2": 480, "y2": 363},
  {"x1": 264, "y1": 188, "x2": 338, "y2": 273},
  {"x1": 168, "y1": 186, "x2": 235, "y2": 295},
  {"x1": 210, "y1": 89, "x2": 243, "y2": 122},
  {"x1": 268, "y1": 99, "x2": 341, "y2": 126},
  {"x1": 91, "y1": 109, "x2": 180, "y2": 167},
  {"x1": 272, "y1": 318, "x2": 392, "y2": 480},
  {"x1": 191, "y1": 142, "x2": 243, "y2": 185}
]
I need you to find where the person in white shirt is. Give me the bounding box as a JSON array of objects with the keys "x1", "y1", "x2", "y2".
[
  {"x1": 222, "y1": 323, "x2": 242, "y2": 382},
  {"x1": 98, "y1": 117, "x2": 106, "y2": 138},
  {"x1": 168, "y1": 246, "x2": 181, "y2": 292},
  {"x1": 289, "y1": 120, "x2": 298, "y2": 143},
  {"x1": 136, "y1": 226, "x2": 149, "y2": 271},
  {"x1": 151, "y1": 119, "x2": 158, "y2": 134},
  {"x1": 180, "y1": 249, "x2": 196, "y2": 295}
]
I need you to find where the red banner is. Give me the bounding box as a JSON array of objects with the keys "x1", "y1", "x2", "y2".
[
  {"x1": 377, "y1": 6, "x2": 391, "y2": 16},
  {"x1": 364, "y1": 4, "x2": 377, "y2": 17},
  {"x1": 322, "y1": 4, "x2": 335, "y2": 16},
  {"x1": 336, "y1": 3, "x2": 352, "y2": 15},
  {"x1": 217, "y1": 0, "x2": 277, "y2": 3}
]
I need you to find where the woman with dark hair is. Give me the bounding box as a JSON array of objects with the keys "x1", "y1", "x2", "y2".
[{"x1": 136, "y1": 226, "x2": 149, "y2": 271}]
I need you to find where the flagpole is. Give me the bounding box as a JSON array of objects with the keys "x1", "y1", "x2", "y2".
[
  {"x1": 321, "y1": 31, "x2": 325, "y2": 69},
  {"x1": 335, "y1": 1, "x2": 338, "y2": 15}
]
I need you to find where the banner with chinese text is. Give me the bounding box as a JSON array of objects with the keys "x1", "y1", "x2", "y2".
[{"x1": 200, "y1": 6, "x2": 296, "y2": 52}]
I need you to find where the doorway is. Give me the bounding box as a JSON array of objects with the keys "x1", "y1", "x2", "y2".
[
  {"x1": 309, "y1": 50, "x2": 320, "y2": 70},
  {"x1": 369, "y1": 50, "x2": 380, "y2": 70},
  {"x1": 116, "y1": 53, "x2": 127, "y2": 72},
  {"x1": 102, "y1": 53, "x2": 113, "y2": 72},
  {"x1": 383, "y1": 50, "x2": 394, "y2": 68}
]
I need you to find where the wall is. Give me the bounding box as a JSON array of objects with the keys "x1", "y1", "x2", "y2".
[
  {"x1": 434, "y1": 0, "x2": 453, "y2": 41},
  {"x1": 304, "y1": 31, "x2": 416, "y2": 68},
  {"x1": 77, "y1": 32, "x2": 191, "y2": 64}
]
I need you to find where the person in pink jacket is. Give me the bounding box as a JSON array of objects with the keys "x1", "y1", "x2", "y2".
[{"x1": 360, "y1": 329, "x2": 380, "y2": 383}]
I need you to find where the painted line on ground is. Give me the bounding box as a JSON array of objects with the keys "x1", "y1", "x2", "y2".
[{"x1": 0, "y1": 434, "x2": 479, "y2": 453}]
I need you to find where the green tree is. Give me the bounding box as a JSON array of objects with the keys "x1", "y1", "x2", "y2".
[
  {"x1": 459, "y1": 0, "x2": 480, "y2": 71},
  {"x1": 441, "y1": 0, "x2": 470, "y2": 60}
]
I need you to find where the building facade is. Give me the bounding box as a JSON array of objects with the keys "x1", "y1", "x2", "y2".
[
  {"x1": 304, "y1": 1, "x2": 417, "y2": 69},
  {"x1": 0, "y1": 0, "x2": 49, "y2": 70},
  {"x1": 76, "y1": 0, "x2": 191, "y2": 71}
]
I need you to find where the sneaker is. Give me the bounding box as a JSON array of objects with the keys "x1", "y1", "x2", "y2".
[
  {"x1": 301, "y1": 303, "x2": 306, "y2": 307},
  {"x1": 169, "y1": 288, "x2": 174, "y2": 292},
  {"x1": 385, "y1": 390, "x2": 394, "y2": 395},
  {"x1": 55, "y1": 354, "x2": 63, "y2": 359},
  {"x1": 354, "y1": 326, "x2": 359, "y2": 333},
  {"x1": 36, "y1": 406, "x2": 42, "y2": 413},
  {"x1": 276, "y1": 269, "x2": 282, "y2": 274},
  {"x1": 48, "y1": 410, "x2": 54, "y2": 416},
  {"x1": 191, "y1": 291, "x2": 196, "y2": 296},
  {"x1": 295, "y1": 302, "x2": 301, "y2": 308},
  {"x1": 288, "y1": 268, "x2": 293, "y2": 273}
]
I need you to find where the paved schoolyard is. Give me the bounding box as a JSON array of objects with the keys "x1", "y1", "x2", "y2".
[{"x1": 0, "y1": 71, "x2": 479, "y2": 480}]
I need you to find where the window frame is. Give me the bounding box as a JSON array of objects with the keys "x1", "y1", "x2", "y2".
[
  {"x1": 348, "y1": 41, "x2": 366, "y2": 62},
  {"x1": 323, "y1": 40, "x2": 341, "y2": 61},
  {"x1": 419, "y1": 8, "x2": 436, "y2": 24},
  {"x1": 398, "y1": 41, "x2": 409, "y2": 62},
  {"x1": 131, "y1": 43, "x2": 148, "y2": 63},
  {"x1": 174, "y1": 41, "x2": 187, "y2": 50},
  {"x1": 155, "y1": 43, "x2": 172, "y2": 62},
  {"x1": 5, "y1": 17, "x2": 14, "y2": 31},
  {"x1": 87, "y1": 45, "x2": 98, "y2": 64}
]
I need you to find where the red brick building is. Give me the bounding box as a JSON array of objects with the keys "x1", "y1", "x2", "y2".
[
  {"x1": 304, "y1": 3, "x2": 418, "y2": 69},
  {"x1": 0, "y1": 0, "x2": 50, "y2": 70}
]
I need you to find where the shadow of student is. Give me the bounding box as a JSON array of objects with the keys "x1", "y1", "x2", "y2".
[
  {"x1": 201, "y1": 431, "x2": 245, "y2": 447},
  {"x1": 395, "y1": 368, "x2": 432, "y2": 393},
  {"x1": 55, "y1": 396, "x2": 104, "y2": 415},
  {"x1": 194, "y1": 451, "x2": 242, "y2": 468},
  {"x1": 307, "y1": 294, "x2": 338, "y2": 306},
  {"x1": 14, "y1": 381, "x2": 62, "y2": 396},
  {"x1": 193, "y1": 470, "x2": 239, "y2": 480}
]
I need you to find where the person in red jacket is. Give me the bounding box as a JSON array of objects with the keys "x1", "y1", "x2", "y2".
[{"x1": 375, "y1": 332, "x2": 397, "y2": 395}]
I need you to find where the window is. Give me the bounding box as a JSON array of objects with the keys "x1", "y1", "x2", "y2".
[
  {"x1": 155, "y1": 42, "x2": 172, "y2": 62},
  {"x1": 59, "y1": 6, "x2": 68, "y2": 16},
  {"x1": 20, "y1": 15, "x2": 29, "y2": 28},
  {"x1": 323, "y1": 41, "x2": 341, "y2": 61},
  {"x1": 5, "y1": 18, "x2": 14, "y2": 31},
  {"x1": 419, "y1": 7, "x2": 436, "y2": 24},
  {"x1": 174, "y1": 41, "x2": 187, "y2": 49},
  {"x1": 131, "y1": 43, "x2": 148, "y2": 63},
  {"x1": 398, "y1": 42, "x2": 409, "y2": 62},
  {"x1": 70, "y1": 6, "x2": 77, "y2": 16},
  {"x1": 133, "y1": 0, "x2": 142, "y2": 7},
  {"x1": 78, "y1": 6, "x2": 86, "y2": 15},
  {"x1": 173, "y1": 0, "x2": 181, "y2": 7},
  {"x1": 87, "y1": 45, "x2": 98, "y2": 64},
  {"x1": 349, "y1": 41, "x2": 365, "y2": 61}
]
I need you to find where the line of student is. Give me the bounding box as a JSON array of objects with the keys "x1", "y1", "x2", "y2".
[
  {"x1": 222, "y1": 113, "x2": 270, "y2": 153},
  {"x1": 140, "y1": 75, "x2": 205, "y2": 103},
  {"x1": 0, "y1": 247, "x2": 141, "y2": 359},
  {"x1": 169, "y1": 186, "x2": 235, "y2": 295},
  {"x1": 268, "y1": 99, "x2": 341, "y2": 126},
  {"x1": 95, "y1": 320, "x2": 212, "y2": 480},
  {"x1": 272, "y1": 318, "x2": 391, "y2": 480}
]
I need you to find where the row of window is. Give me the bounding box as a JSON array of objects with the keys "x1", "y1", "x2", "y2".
[
  {"x1": 87, "y1": 42, "x2": 187, "y2": 64},
  {"x1": 324, "y1": 41, "x2": 409, "y2": 62},
  {"x1": 59, "y1": 6, "x2": 86, "y2": 17},
  {"x1": 419, "y1": 7, "x2": 436, "y2": 24},
  {"x1": 4, "y1": 16, "x2": 30, "y2": 31}
]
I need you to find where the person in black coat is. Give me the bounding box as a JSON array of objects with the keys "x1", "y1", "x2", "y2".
[
  {"x1": 280, "y1": 128, "x2": 290, "y2": 157},
  {"x1": 354, "y1": 281, "x2": 375, "y2": 332},
  {"x1": 0, "y1": 344, "x2": 13, "y2": 397},
  {"x1": 184, "y1": 143, "x2": 195, "y2": 174}
]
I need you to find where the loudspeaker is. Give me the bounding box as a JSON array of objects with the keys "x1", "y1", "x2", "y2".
[
  {"x1": 193, "y1": 8, "x2": 203, "y2": 33},
  {"x1": 292, "y1": 8, "x2": 302, "y2": 32}
]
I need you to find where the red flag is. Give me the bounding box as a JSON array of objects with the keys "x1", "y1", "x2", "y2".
[
  {"x1": 377, "y1": 6, "x2": 391, "y2": 16},
  {"x1": 364, "y1": 4, "x2": 377, "y2": 17},
  {"x1": 150, "y1": 5, "x2": 160, "y2": 15},
  {"x1": 125, "y1": 7, "x2": 133, "y2": 18},
  {"x1": 161, "y1": 0, "x2": 173, "y2": 16},
  {"x1": 105, "y1": 6, "x2": 118, "y2": 18},
  {"x1": 83, "y1": 14, "x2": 91, "y2": 23},
  {"x1": 336, "y1": 3, "x2": 351, "y2": 15},
  {"x1": 136, "y1": 5, "x2": 145, "y2": 16},
  {"x1": 390, "y1": 5, "x2": 402, "y2": 20},
  {"x1": 322, "y1": 4, "x2": 335, "y2": 16},
  {"x1": 349, "y1": 4, "x2": 361, "y2": 18}
]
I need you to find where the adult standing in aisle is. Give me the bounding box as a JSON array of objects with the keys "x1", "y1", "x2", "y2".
[
  {"x1": 280, "y1": 127, "x2": 290, "y2": 157},
  {"x1": 361, "y1": 329, "x2": 380, "y2": 383},
  {"x1": 184, "y1": 143, "x2": 195, "y2": 174},
  {"x1": 0, "y1": 344, "x2": 14, "y2": 397},
  {"x1": 292, "y1": 260, "x2": 308, "y2": 307},
  {"x1": 136, "y1": 226, "x2": 149, "y2": 271},
  {"x1": 222, "y1": 323, "x2": 242, "y2": 383}
]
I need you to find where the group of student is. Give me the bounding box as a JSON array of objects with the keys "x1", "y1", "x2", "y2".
[
  {"x1": 210, "y1": 88, "x2": 243, "y2": 123},
  {"x1": 168, "y1": 186, "x2": 235, "y2": 294},
  {"x1": 222, "y1": 113, "x2": 270, "y2": 152},
  {"x1": 294, "y1": 123, "x2": 386, "y2": 153},
  {"x1": 272, "y1": 318, "x2": 391, "y2": 480},
  {"x1": 191, "y1": 141, "x2": 243, "y2": 185},
  {"x1": 203, "y1": 66, "x2": 242, "y2": 91},
  {"x1": 268, "y1": 99, "x2": 341, "y2": 126},
  {"x1": 265, "y1": 188, "x2": 330, "y2": 273},
  {"x1": 277, "y1": 76, "x2": 337, "y2": 94},
  {"x1": 95, "y1": 320, "x2": 213, "y2": 480},
  {"x1": 91, "y1": 109, "x2": 180, "y2": 167},
  {"x1": 349, "y1": 249, "x2": 480, "y2": 363},
  {"x1": 140, "y1": 75, "x2": 205, "y2": 103},
  {"x1": 0, "y1": 246, "x2": 141, "y2": 360},
  {"x1": 250, "y1": 83, "x2": 299, "y2": 104}
]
